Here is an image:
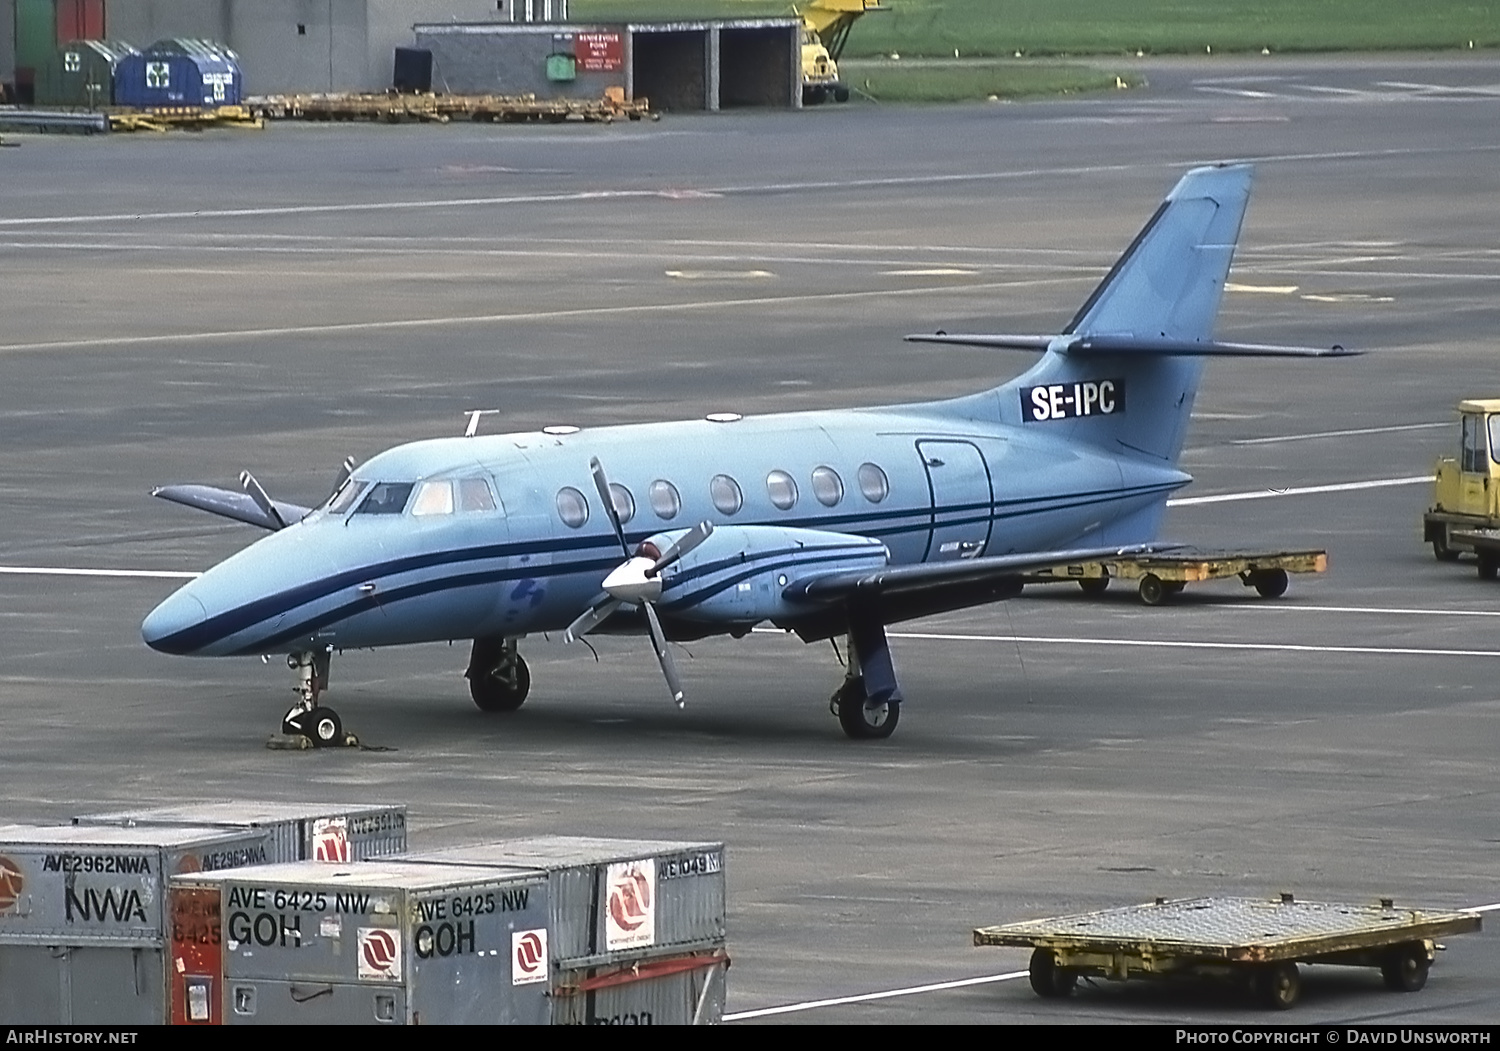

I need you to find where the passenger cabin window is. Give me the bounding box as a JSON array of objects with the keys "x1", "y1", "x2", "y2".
[
  {"x1": 356, "y1": 482, "x2": 414, "y2": 515},
  {"x1": 556, "y1": 486, "x2": 589, "y2": 528},
  {"x1": 811, "y1": 466, "x2": 843, "y2": 507},
  {"x1": 710, "y1": 474, "x2": 743, "y2": 515},
  {"x1": 1463, "y1": 415, "x2": 1487, "y2": 473},
  {"x1": 857, "y1": 463, "x2": 889, "y2": 503},
  {"x1": 649, "y1": 479, "x2": 681, "y2": 520},
  {"x1": 609, "y1": 483, "x2": 636, "y2": 524},
  {"x1": 766, "y1": 470, "x2": 798, "y2": 510},
  {"x1": 327, "y1": 479, "x2": 368, "y2": 515}
]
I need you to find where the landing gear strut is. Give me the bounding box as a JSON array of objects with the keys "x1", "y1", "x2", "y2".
[
  {"x1": 467, "y1": 636, "x2": 531, "y2": 712},
  {"x1": 280, "y1": 649, "x2": 348, "y2": 747},
  {"x1": 829, "y1": 609, "x2": 902, "y2": 740}
]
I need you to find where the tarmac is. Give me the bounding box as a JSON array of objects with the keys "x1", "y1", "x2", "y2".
[{"x1": 1, "y1": 53, "x2": 1498, "y2": 1023}]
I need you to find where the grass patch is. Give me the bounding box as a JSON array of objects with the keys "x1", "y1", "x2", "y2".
[
  {"x1": 570, "y1": 1, "x2": 1500, "y2": 56},
  {"x1": 840, "y1": 59, "x2": 1136, "y2": 103}
]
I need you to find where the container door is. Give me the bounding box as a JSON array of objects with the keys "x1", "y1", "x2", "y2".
[
  {"x1": 917, "y1": 440, "x2": 992, "y2": 561},
  {"x1": 169, "y1": 886, "x2": 224, "y2": 1024}
]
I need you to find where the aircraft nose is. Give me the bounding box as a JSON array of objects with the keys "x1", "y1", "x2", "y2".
[{"x1": 141, "y1": 589, "x2": 210, "y2": 655}]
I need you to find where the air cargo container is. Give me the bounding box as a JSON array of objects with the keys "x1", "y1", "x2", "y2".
[{"x1": 76, "y1": 801, "x2": 406, "y2": 863}]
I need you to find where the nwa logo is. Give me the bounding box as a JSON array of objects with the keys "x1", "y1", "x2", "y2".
[
  {"x1": 66, "y1": 886, "x2": 149, "y2": 924},
  {"x1": 1021, "y1": 379, "x2": 1125, "y2": 422}
]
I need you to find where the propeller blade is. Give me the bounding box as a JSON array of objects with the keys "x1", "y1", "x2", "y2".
[
  {"x1": 650, "y1": 520, "x2": 714, "y2": 576},
  {"x1": 239, "y1": 470, "x2": 288, "y2": 530},
  {"x1": 643, "y1": 602, "x2": 684, "y2": 709},
  {"x1": 563, "y1": 596, "x2": 622, "y2": 643},
  {"x1": 589, "y1": 457, "x2": 630, "y2": 557},
  {"x1": 331, "y1": 455, "x2": 356, "y2": 496}
]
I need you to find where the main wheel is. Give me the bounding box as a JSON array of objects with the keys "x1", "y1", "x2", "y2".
[
  {"x1": 1479, "y1": 554, "x2": 1498, "y2": 581},
  {"x1": 1078, "y1": 576, "x2": 1109, "y2": 596},
  {"x1": 284, "y1": 706, "x2": 344, "y2": 747},
  {"x1": 1251, "y1": 961, "x2": 1300, "y2": 1010},
  {"x1": 1252, "y1": 568, "x2": 1290, "y2": 598},
  {"x1": 836, "y1": 679, "x2": 900, "y2": 740},
  {"x1": 1138, "y1": 574, "x2": 1167, "y2": 606},
  {"x1": 1028, "y1": 948, "x2": 1078, "y2": 999},
  {"x1": 1380, "y1": 942, "x2": 1430, "y2": 992},
  {"x1": 470, "y1": 654, "x2": 531, "y2": 712}
]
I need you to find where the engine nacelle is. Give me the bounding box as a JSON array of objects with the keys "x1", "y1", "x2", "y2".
[{"x1": 653, "y1": 525, "x2": 886, "y2": 625}]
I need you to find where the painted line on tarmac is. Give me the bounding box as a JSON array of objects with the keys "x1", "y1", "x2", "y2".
[
  {"x1": 888, "y1": 630, "x2": 1500, "y2": 660},
  {"x1": 0, "y1": 278, "x2": 1069, "y2": 354},
  {"x1": 1231, "y1": 422, "x2": 1447, "y2": 445},
  {"x1": 0, "y1": 566, "x2": 201, "y2": 580},
  {"x1": 1167, "y1": 476, "x2": 1428, "y2": 506},
  {"x1": 7, "y1": 144, "x2": 1500, "y2": 229},
  {"x1": 723, "y1": 970, "x2": 1029, "y2": 1022},
  {"x1": 1247, "y1": 604, "x2": 1500, "y2": 618}
]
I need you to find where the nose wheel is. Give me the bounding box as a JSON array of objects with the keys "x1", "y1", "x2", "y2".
[{"x1": 276, "y1": 649, "x2": 356, "y2": 748}]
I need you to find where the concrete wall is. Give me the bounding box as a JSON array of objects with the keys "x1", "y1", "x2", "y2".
[{"x1": 416, "y1": 22, "x2": 626, "y2": 99}]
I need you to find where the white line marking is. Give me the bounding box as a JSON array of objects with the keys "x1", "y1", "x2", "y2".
[
  {"x1": 1465, "y1": 902, "x2": 1500, "y2": 913},
  {"x1": 1249, "y1": 604, "x2": 1500, "y2": 619},
  {"x1": 1167, "y1": 476, "x2": 1428, "y2": 506},
  {"x1": 0, "y1": 279, "x2": 1070, "y2": 354},
  {"x1": 1231, "y1": 423, "x2": 1446, "y2": 445},
  {"x1": 0, "y1": 566, "x2": 201, "y2": 580},
  {"x1": 723, "y1": 970, "x2": 1029, "y2": 1021},
  {"x1": 887, "y1": 630, "x2": 1500, "y2": 660}
]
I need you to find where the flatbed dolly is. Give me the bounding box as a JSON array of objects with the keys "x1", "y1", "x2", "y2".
[
  {"x1": 973, "y1": 894, "x2": 1480, "y2": 1010},
  {"x1": 1023, "y1": 548, "x2": 1327, "y2": 606}
]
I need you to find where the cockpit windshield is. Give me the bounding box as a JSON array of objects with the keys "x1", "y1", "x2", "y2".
[
  {"x1": 356, "y1": 482, "x2": 415, "y2": 515},
  {"x1": 326, "y1": 478, "x2": 368, "y2": 515}
]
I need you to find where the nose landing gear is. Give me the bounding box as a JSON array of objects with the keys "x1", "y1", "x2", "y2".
[{"x1": 277, "y1": 649, "x2": 357, "y2": 748}]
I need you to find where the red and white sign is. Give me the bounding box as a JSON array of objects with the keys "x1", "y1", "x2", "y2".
[
  {"x1": 574, "y1": 31, "x2": 623, "y2": 72},
  {"x1": 0, "y1": 856, "x2": 23, "y2": 913},
  {"x1": 604, "y1": 858, "x2": 656, "y2": 951},
  {"x1": 512, "y1": 928, "x2": 548, "y2": 986},
  {"x1": 312, "y1": 817, "x2": 350, "y2": 862},
  {"x1": 357, "y1": 927, "x2": 401, "y2": 981}
]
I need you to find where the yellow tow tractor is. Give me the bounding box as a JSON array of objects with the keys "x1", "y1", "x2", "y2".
[
  {"x1": 798, "y1": 0, "x2": 885, "y2": 105},
  {"x1": 1423, "y1": 399, "x2": 1500, "y2": 569}
]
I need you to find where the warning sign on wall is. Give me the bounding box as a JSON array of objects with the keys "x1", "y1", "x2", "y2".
[{"x1": 574, "y1": 32, "x2": 623, "y2": 72}]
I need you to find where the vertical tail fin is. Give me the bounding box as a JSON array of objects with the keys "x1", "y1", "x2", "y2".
[{"x1": 1064, "y1": 163, "x2": 1252, "y2": 341}]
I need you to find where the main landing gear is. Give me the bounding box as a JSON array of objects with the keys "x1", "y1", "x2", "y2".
[
  {"x1": 467, "y1": 636, "x2": 531, "y2": 713},
  {"x1": 280, "y1": 649, "x2": 354, "y2": 748},
  {"x1": 828, "y1": 609, "x2": 903, "y2": 741}
]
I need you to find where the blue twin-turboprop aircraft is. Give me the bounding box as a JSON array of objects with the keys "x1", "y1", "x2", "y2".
[{"x1": 141, "y1": 163, "x2": 1352, "y2": 744}]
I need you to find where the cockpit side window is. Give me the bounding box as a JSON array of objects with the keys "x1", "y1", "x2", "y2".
[
  {"x1": 458, "y1": 477, "x2": 497, "y2": 513},
  {"x1": 327, "y1": 479, "x2": 369, "y2": 515},
  {"x1": 356, "y1": 482, "x2": 414, "y2": 515},
  {"x1": 411, "y1": 480, "x2": 455, "y2": 517}
]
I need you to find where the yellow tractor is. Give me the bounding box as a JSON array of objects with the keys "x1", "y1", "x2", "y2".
[
  {"x1": 1423, "y1": 399, "x2": 1500, "y2": 562},
  {"x1": 798, "y1": 0, "x2": 885, "y2": 105}
]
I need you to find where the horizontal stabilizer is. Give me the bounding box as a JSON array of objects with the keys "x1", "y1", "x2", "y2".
[
  {"x1": 152, "y1": 484, "x2": 312, "y2": 531},
  {"x1": 784, "y1": 542, "x2": 1174, "y2": 602},
  {"x1": 905, "y1": 333, "x2": 1357, "y2": 358}
]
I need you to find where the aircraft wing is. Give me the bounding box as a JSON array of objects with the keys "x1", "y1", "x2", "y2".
[
  {"x1": 784, "y1": 543, "x2": 1168, "y2": 602},
  {"x1": 152, "y1": 484, "x2": 312, "y2": 531}
]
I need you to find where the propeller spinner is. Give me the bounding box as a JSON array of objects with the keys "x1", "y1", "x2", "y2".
[{"x1": 563, "y1": 457, "x2": 714, "y2": 708}]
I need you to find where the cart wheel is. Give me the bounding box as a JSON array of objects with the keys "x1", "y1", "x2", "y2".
[
  {"x1": 1251, "y1": 568, "x2": 1290, "y2": 598},
  {"x1": 1028, "y1": 948, "x2": 1078, "y2": 999},
  {"x1": 1251, "y1": 961, "x2": 1300, "y2": 1009},
  {"x1": 1479, "y1": 554, "x2": 1498, "y2": 581},
  {"x1": 1380, "y1": 942, "x2": 1430, "y2": 992},
  {"x1": 1079, "y1": 575, "x2": 1109, "y2": 596},
  {"x1": 1433, "y1": 531, "x2": 1460, "y2": 562},
  {"x1": 1138, "y1": 574, "x2": 1167, "y2": 606}
]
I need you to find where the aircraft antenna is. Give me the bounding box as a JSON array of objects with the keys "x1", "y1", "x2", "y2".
[{"x1": 463, "y1": 409, "x2": 499, "y2": 437}]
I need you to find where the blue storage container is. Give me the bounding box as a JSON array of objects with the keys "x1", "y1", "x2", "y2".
[{"x1": 113, "y1": 38, "x2": 241, "y2": 109}]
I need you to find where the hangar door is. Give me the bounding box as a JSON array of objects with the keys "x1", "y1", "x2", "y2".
[{"x1": 720, "y1": 26, "x2": 793, "y2": 107}]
